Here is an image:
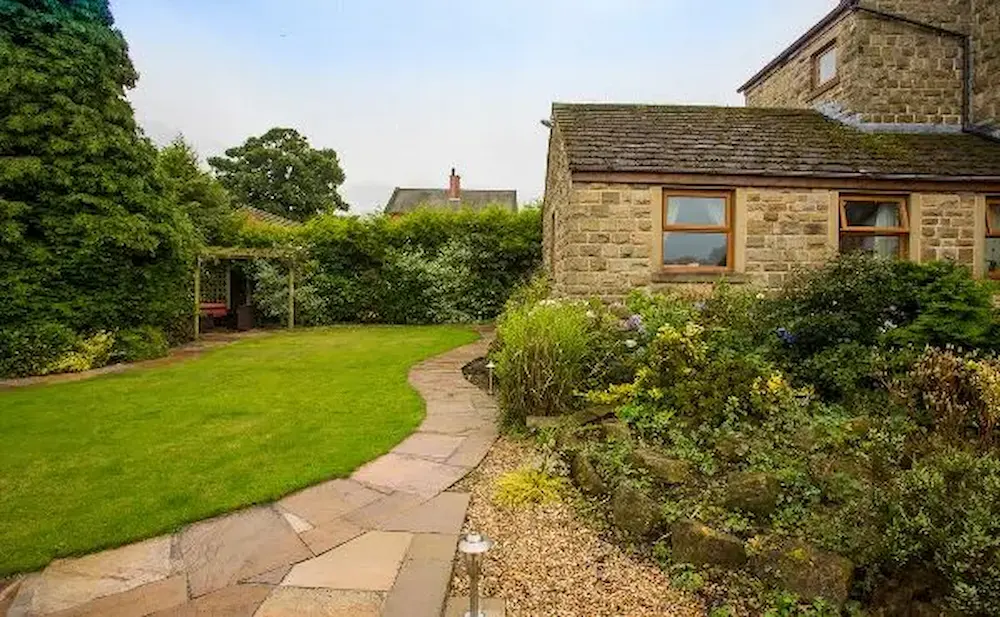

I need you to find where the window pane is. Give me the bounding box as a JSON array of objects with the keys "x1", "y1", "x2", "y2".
[
  {"x1": 988, "y1": 203, "x2": 1000, "y2": 234},
  {"x1": 663, "y1": 232, "x2": 728, "y2": 267},
  {"x1": 840, "y1": 234, "x2": 901, "y2": 258},
  {"x1": 666, "y1": 196, "x2": 727, "y2": 226},
  {"x1": 844, "y1": 201, "x2": 902, "y2": 228},
  {"x1": 818, "y1": 47, "x2": 837, "y2": 84},
  {"x1": 987, "y1": 237, "x2": 1000, "y2": 273}
]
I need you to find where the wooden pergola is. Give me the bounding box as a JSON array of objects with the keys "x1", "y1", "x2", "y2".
[{"x1": 194, "y1": 246, "x2": 299, "y2": 340}]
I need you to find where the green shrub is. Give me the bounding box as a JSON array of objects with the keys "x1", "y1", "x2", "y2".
[
  {"x1": 495, "y1": 299, "x2": 595, "y2": 424},
  {"x1": 871, "y1": 448, "x2": 1000, "y2": 614},
  {"x1": 249, "y1": 259, "x2": 327, "y2": 326},
  {"x1": 888, "y1": 260, "x2": 1000, "y2": 350},
  {"x1": 43, "y1": 331, "x2": 115, "y2": 375},
  {"x1": 772, "y1": 253, "x2": 913, "y2": 358},
  {"x1": 493, "y1": 466, "x2": 567, "y2": 508},
  {"x1": 111, "y1": 326, "x2": 169, "y2": 363},
  {"x1": 773, "y1": 255, "x2": 999, "y2": 361},
  {"x1": 0, "y1": 323, "x2": 78, "y2": 378}
]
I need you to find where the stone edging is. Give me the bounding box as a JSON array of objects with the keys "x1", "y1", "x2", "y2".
[{"x1": 5, "y1": 334, "x2": 497, "y2": 617}]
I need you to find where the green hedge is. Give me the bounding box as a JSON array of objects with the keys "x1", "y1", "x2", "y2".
[{"x1": 240, "y1": 207, "x2": 542, "y2": 325}]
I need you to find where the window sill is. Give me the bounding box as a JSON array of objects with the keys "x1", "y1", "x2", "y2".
[
  {"x1": 651, "y1": 271, "x2": 750, "y2": 284},
  {"x1": 808, "y1": 76, "x2": 839, "y2": 101}
]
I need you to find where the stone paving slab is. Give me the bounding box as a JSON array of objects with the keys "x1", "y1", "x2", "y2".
[
  {"x1": 148, "y1": 583, "x2": 272, "y2": 617},
  {"x1": 376, "y1": 492, "x2": 470, "y2": 534},
  {"x1": 352, "y1": 454, "x2": 470, "y2": 497},
  {"x1": 298, "y1": 520, "x2": 365, "y2": 556},
  {"x1": 381, "y1": 557, "x2": 452, "y2": 617},
  {"x1": 178, "y1": 507, "x2": 311, "y2": 597},
  {"x1": 11, "y1": 536, "x2": 179, "y2": 616},
  {"x1": 341, "y1": 491, "x2": 426, "y2": 529},
  {"x1": 276, "y1": 479, "x2": 385, "y2": 528},
  {"x1": 241, "y1": 565, "x2": 291, "y2": 586},
  {"x1": 43, "y1": 575, "x2": 187, "y2": 617},
  {"x1": 445, "y1": 430, "x2": 499, "y2": 468},
  {"x1": 282, "y1": 532, "x2": 412, "y2": 591},
  {"x1": 7, "y1": 335, "x2": 498, "y2": 617},
  {"x1": 391, "y1": 432, "x2": 465, "y2": 461},
  {"x1": 254, "y1": 588, "x2": 384, "y2": 617}
]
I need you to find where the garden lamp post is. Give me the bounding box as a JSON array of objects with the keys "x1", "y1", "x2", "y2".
[
  {"x1": 459, "y1": 531, "x2": 494, "y2": 617},
  {"x1": 485, "y1": 361, "x2": 496, "y2": 395}
]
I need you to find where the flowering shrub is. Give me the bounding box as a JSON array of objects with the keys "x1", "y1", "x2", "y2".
[
  {"x1": 910, "y1": 347, "x2": 1000, "y2": 444},
  {"x1": 495, "y1": 256, "x2": 1000, "y2": 613}
]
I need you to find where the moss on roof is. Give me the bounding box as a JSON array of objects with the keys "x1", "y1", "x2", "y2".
[{"x1": 552, "y1": 103, "x2": 1000, "y2": 179}]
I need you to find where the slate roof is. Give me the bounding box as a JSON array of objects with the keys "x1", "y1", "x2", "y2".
[
  {"x1": 551, "y1": 104, "x2": 1000, "y2": 180},
  {"x1": 384, "y1": 189, "x2": 518, "y2": 214},
  {"x1": 238, "y1": 205, "x2": 302, "y2": 227}
]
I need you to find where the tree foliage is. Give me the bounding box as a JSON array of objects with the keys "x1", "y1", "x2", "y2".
[
  {"x1": 0, "y1": 0, "x2": 196, "y2": 335},
  {"x1": 158, "y1": 136, "x2": 234, "y2": 245},
  {"x1": 208, "y1": 128, "x2": 347, "y2": 222}
]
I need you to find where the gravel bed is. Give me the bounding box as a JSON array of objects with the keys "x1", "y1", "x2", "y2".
[{"x1": 450, "y1": 436, "x2": 706, "y2": 617}]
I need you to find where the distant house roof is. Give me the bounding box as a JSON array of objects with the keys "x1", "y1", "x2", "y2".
[
  {"x1": 551, "y1": 103, "x2": 1000, "y2": 180},
  {"x1": 238, "y1": 206, "x2": 302, "y2": 227},
  {"x1": 384, "y1": 188, "x2": 518, "y2": 214}
]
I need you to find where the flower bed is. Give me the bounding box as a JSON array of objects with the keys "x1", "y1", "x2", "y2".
[{"x1": 492, "y1": 255, "x2": 1000, "y2": 616}]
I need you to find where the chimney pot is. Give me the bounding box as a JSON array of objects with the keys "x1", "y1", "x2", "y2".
[{"x1": 448, "y1": 168, "x2": 461, "y2": 201}]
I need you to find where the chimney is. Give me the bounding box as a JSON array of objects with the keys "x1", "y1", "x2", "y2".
[{"x1": 448, "y1": 168, "x2": 461, "y2": 202}]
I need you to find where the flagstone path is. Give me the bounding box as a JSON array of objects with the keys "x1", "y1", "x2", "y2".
[{"x1": 3, "y1": 336, "x2": 497, "y2": 617}]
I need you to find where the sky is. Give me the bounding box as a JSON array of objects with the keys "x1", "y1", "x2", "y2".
[{"x1": 111, "y1": 0, "x2": 837, "y2": 213}]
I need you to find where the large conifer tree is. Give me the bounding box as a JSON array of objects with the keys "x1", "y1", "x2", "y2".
[{"x1": 0, "y1": 0, "x2": 195, "y2": 335}]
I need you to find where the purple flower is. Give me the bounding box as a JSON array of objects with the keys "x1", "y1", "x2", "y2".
[
  {"x1": 623, "y1": 314, "x2": 645, "y2": 333},
  {"x1": 776, "y1": 327, "x2": 797, "y2": 345}
]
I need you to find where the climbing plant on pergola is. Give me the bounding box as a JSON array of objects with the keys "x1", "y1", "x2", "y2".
[{"x1": 194, "y1": 246, "x2": 300, "y2": 340}]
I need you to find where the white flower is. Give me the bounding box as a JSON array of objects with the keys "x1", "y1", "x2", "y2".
[
  {"x1": 586, "y1": 310, "x2": 596, "y2": 319},
  {"x1": 624, "y1": 339, "x2": 638, "y2": 349}
]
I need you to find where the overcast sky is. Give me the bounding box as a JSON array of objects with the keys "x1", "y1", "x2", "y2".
[{"x1": 111, "y1": 0, "x2": 837, "y2": 213}]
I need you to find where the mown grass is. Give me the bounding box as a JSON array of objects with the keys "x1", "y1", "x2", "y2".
[{"x1": 0, "y1": 325, "x2": 478, "y2": 575}]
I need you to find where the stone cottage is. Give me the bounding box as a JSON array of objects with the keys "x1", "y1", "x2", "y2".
[{"x1": 542, "y1": 0, "x2": 1000, "y2": 298}]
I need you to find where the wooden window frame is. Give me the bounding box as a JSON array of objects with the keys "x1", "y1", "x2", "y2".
[
  {"x1": 838, "y1": 194, "x2": 910, "y2": 258},
  {"x1": 811, "y1": 40, "x2": 839, "y2": 94},
  {"x1": 661, "y1": 190, "x2": 734, "y2": 273},
  {"x1": 986, "y1": 197, "x2": 1000, "y2": 279}
]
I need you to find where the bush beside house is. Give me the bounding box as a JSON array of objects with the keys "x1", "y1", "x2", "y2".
[{"x1": 493, "y1": 255, "x2": 1000, "y2": 616}]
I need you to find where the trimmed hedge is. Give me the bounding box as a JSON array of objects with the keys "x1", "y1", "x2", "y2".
[{"x1": 240, "y1": 207, "x2": 542, "y2": 325}]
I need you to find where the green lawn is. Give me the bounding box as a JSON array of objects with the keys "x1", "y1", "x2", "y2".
[{"x1": 0, "y1": 325, "x2": 478, "y2": 575}]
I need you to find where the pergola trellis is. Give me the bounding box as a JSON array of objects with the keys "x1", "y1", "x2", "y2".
[{"x1": 194, "y1": 246, "x2": 299, "y2": 340}]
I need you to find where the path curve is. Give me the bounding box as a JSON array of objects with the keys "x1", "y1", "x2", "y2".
[{"x1": 3, "y1": 335, "x2": 497, "y2": 617}]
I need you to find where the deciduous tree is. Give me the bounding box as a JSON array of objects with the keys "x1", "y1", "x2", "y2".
[{"x1": 209, "y1": 128, "x2": 347, "y2": 222}]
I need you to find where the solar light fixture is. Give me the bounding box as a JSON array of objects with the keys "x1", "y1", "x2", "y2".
[
  {"x1": 459, "y1": 531, "x2": 494, "y2": 617},
  {"x1": 485, "y1": 361, "x2": 496, "y2": 395}
]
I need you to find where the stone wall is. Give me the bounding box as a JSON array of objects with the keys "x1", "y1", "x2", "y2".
[
  {"x1": 972, "y1": 0, "x2": 1000, "y2": 130},
  {"x1": 744, "y1": 0, "x2": 980, "y2": 127},
  {"x1": 744, "y1": 189, "x2": 836, "y2": 287},
  {"x1": 551, "y1": 183, "x2": 653, "y2": 300},
  {"x1": 543, "y1": 124, "x2": 571, "y2": 281},
  {"x1": 544, "y1": 179, "x2": 986, "y2": 300},
  {"x1": 861, "y1": 0, "x2": 971, "y2": 31},
  {"x1": 920, "y1": 193, "x2": 977, "y2": 263},
  {"x1": 744, "y1": 14, "x2": 854, "y2": 110},
  {"x1": 850, "y1": 11, "x2": 965, "y2": 125}
]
